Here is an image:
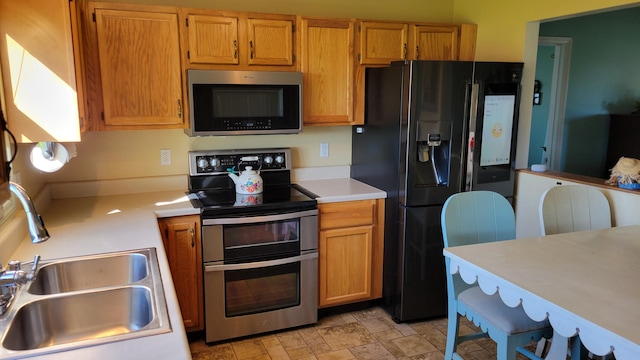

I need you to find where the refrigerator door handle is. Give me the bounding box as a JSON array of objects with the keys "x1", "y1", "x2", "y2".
[{"x1": 465, "y1": 83, "x2": 480, "y2": 191}]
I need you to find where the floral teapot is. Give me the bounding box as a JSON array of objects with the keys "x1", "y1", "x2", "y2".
[{"x1": 228, "y1": 166, "x2": 263, "y2": 194}]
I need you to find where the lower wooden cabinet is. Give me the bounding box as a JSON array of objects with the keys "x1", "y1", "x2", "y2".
[
  {"x1": 158, "y1": 215, "x2": 203, "y2": 332},
  {"x1": 318, "y1": 199, "x2": 384, "y2": 308}
]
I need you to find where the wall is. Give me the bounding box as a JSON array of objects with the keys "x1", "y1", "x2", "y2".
[
  {"x1": 539, "y1": 8, "x2": 640, "y2": 178},
  {"x1": 528, "y1": 45, "x2": 554, "y2": 167}
]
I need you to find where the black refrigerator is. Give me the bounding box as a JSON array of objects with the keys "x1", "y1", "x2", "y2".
[{"x1": 351, "y1": 60, "x2": 523, "y2": 322}]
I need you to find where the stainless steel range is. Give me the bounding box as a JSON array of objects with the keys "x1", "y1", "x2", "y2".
[{"x1": 187, "y1": 148, "x2": 318, "y2": 343}]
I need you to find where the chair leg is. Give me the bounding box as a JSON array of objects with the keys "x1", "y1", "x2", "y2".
[
  {"x1": 497, "y1": 335, "x2": 518, "y2": 360},
  {"x1": 444, "y1": 312, "x2": 461, "y2": 360}
]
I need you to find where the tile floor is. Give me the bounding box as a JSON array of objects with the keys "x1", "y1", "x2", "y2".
[{"x1": 188, "y1": 306, "x2": 538, "y2": 360}]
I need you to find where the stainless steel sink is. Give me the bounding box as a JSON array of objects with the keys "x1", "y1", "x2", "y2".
[
  {"x1": 3, "y1": 286, "x2": 154, "y2": 351},
  {"x1": 0, "y1": 248, "x2": 172, "y2": 359},
  {"x1": 28, "y1": 251, "x2": 149, "y2": 295}
]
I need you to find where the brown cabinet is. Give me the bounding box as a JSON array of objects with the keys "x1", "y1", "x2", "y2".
[
  {"x1": 0, "y1": 0, "x2": 84, "y2": 141},
  {"x1": 81, "y1": 2, "x2": 184, "y2": 130},
  {"x1": 158, "y1": 215, "x2": 203, "y2": 332},
  {"x1": 299, "y1": 17, "x2": 355, "y2": 126},
  {"x1": 183, "y1": 10, "x2": 295, "y2": 70},
  {"x1": 353, "y1": 20, "x2": 477, "y2": 122},
  {"x1": 606, "y1": 113, "x2": 640, "y2": 173},
  {"x1": 318, "y1": 199, "x2": 384, "y2": 307}
]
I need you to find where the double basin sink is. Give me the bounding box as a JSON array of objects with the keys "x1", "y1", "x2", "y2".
[{"x1": 0, "y1": 248, "x2": 171, "y2": 359}]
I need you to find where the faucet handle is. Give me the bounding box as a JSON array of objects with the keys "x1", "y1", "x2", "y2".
[
  {"x1": 7, "y1": 260, "x2": 20, "y2": 271},
  {"x1": 26, "y1": 255, "x2": 41, "y2": 282}
]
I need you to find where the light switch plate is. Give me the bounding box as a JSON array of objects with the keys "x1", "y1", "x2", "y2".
[{"x1": 320, "y1": 143, "x2": 329, "y2": 158}]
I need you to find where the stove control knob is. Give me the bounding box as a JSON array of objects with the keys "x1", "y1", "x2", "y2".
[
  {"x1": 263, "y1": 156, "x2": 273, "y2": 165},
  {"x1": 275, "y1": 155, "x2": 285, "y2": 165},
  {"x1": 209, "y1": 158, "x2": 219, "y2": 167},
  {"x1": 197, "y1": 158, "x2": 209, "y2": 169}
]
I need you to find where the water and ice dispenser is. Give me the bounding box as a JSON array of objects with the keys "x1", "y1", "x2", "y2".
[{"x1": 416, "y1": 120, "x2": 452, "y2": 186}]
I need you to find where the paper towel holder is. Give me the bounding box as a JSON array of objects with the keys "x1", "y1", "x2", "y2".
[{"x1": 30, "y1": 142, "x2": 75, "y2": 173}]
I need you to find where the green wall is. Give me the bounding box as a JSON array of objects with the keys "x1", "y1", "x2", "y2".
[
  {"x1": 540, "y1": 7, "x2": 640, "y2": 178},
  {"x1": 528, "y1": 45, "x2": 554, "y2": 167}
]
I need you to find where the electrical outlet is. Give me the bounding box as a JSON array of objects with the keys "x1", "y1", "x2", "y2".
[
  {"x1": 320, "y1": 143, "x2": 329, "y2": 158},
  {"x1": 160, "y1": 149, "x2": 171, "y2": 165}
]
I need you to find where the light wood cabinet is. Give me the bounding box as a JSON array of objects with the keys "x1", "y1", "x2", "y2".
[
  {"x1": 299, "y1": 17, "x2": 355, "y2": 126},
  {"x1": 353, "y1": 20, "x2": 477, "y2": 122},
  {"x1": 0, "y1": 0, "x2": 84, "y2": 142},
  {"x1": 158, "y1": 215, "x2": 203, "y2": 332},
  {"x1": 80, "y1": 2, "x2": 184, "y2": 130},
  {"x1": 318, "y1": 199, "x2": 384, "y2": 308},
  {"x1": 183, "y1": 10, "x2": 295, "y2": 70}
]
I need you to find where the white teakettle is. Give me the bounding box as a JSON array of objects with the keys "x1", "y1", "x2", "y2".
[{"x1": 228, "y1": 166, "x2": 263, "y2": 194}]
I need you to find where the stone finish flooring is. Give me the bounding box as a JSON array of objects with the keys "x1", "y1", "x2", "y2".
[{"x1": 189, "y1": 306, "x2": 537, "y2": 360}]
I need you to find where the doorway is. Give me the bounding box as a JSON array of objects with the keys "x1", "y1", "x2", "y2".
[{"x1": 527, "y1": 37, "x2": 572, "y2": 170}]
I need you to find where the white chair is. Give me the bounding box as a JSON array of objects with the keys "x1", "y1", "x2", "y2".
[
  {"x1": 442, "y1": 191, "x2": 552, "y2": 360},
  {"x1": 539, "y1": 185, "x2": 612, "y2": 236}
]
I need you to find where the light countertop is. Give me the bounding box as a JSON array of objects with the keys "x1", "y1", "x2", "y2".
[
  {"x1": 4, "y1": 176, "x2": 385, "y2": 359},
  {"x1": 8, "y1": 209, "x2": 191, "y2": 360},
  {"x1": 295, "y1": 178, "x2": 386, "y2": 203}
]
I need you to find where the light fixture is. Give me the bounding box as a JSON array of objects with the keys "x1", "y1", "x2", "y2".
[{"x1": 29, "y1": 142, "x2": 76, "y2": 173}]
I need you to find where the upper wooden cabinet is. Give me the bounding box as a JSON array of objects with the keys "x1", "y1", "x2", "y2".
[
  {"x1": 358, "y1": 22, "x2": 408, "y2": 65},
  {"x1": 186, "y1": 15, "x2": 239, "y2": 65},
  {"x1": 77, "y1": 2, "x2": 184, "y2": 130},
  {"x1": 299, "y1": 17, "x2": 355, "y2": 126},
  {"x1": 0, "y1": 0, "x2": 83, "y2": 142},
  {"x1": 182, "y1": 10, "x2": 296, "y2": 70},
  {"x1": 93, "y1": 6, "x2": 183, "y2": 129},
  {"x1": 353, "y1": 20, "x2": 477, "y2": 122}
]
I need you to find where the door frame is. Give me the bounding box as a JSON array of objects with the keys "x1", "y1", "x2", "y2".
[{"x1": 537, "y1": 36, "x2": 572, "y2": 170}]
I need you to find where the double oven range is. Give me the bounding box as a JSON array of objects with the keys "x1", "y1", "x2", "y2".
[{"x1": 187, "y1": 148, "x2": 318, "y2": 343}]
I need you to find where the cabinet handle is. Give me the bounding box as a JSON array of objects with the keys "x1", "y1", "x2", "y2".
[
  {"x1": 177, "y1": 99, "x2": 182, "y2": 118},
  {"x1": 249, "y1": 40, "x2": 254, "y2": 59},
  {"x1": 233, "y1": 40, "x2": 238, "y2": 59},
  {"x1": 403, "y1": 43, "x2": 407, "y2": 60},
  {"x1": 415, "y1": 46, "x2": 419, "y2": 59},
  {"x1": 190, "y1": 227, "x2": 195, "y2": 247}
]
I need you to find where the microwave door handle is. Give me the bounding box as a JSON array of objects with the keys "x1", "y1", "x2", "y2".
[{"x1": 204, "y1": 252, "x2": 318, "y2": 272}]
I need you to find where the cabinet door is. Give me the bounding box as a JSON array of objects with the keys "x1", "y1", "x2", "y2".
[
  {"x1": 0, "y1": 0, "x2": 82, "y2": 142},
  {"x1": 187, "y1": 15, "x2": 238, "y2": 65},
  {"x1": 319, "y1": 225, "x2": 373, "y2": 307},
  {"x1": 247, "y1": 18, "x2": 293, "y2": 66},
  {"x1": 358, "y1": 21, "x2": 408, "y2": 65},
  {"x1": 95, "y1": 9, "x2": 183, "y2": 127},
  {"x1": 159, "y1": 216, "x2": 203, "y2": 332},
  {"x1": 413, "y1": 25, "x2": 459, "y2": 60},
  {"x1": 300, "y1": 18, "x2": 354, "y2": 126}
]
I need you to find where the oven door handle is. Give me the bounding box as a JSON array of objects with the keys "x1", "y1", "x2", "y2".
[
  {"x1": 202, "y1": 209, "x2": 318, "y2": 226},
  {"x1": 204, "y1": 252, "x2": 318, "y2": 272}
]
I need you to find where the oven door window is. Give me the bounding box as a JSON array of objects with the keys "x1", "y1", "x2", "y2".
[
  {"x1": 224, "y1": 219, "x2": 300, "y2": 261},
  {"x1": 225, "y1": 261, "x2": 300, "y2": 317}
]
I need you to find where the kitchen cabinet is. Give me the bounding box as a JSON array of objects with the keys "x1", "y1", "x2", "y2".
[
  {"x1": 299, "y1": 17, "x2": 355, "y2": 126},
  {"x1": 81, "y1": 2, "x2": 184, "y2": 130},
  {"x1": 158, "y1": 215, "x2": 203, "y2": 332},
  {"x1": 182, "y1": 10, "x2": 296, "y2": 70},
  {"x1": 318, "y1": 199, "x2": 384, "y2": 308},
  {"x1": 353, "y1": 20, "x2": 477, "y2": 122},
  {"x1": 0, "y1": 0, "x2": 84, "y2": 142}
]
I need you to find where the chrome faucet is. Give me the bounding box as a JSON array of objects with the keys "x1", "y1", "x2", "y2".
[
  {"x1": 9, "y1": 182, "x2": 49, "y2": 243},
  {"x1": 0, "y1": 182, "x2": 48, "y2": 314}
]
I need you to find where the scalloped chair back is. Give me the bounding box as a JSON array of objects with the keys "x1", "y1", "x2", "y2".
[
  {"x1": 442, "y1": 191, "x2": 552, "y2": 360},
  {"x1": 539, "y1": 185, "x2": 611, "y2": 236}
]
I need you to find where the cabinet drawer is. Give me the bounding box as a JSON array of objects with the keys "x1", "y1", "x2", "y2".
[{"x1": 319, "y1": 200, "x2": 376, "y2": 230}]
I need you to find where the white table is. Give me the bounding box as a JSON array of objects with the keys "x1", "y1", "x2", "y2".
[{"x1": 443, "y1": 225, "x2": 640, "y2": 360}]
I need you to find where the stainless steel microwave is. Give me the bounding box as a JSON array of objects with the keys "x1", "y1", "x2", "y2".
[{"x1": 186, "y1": 69, "x2": 303, "y2": 136}]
